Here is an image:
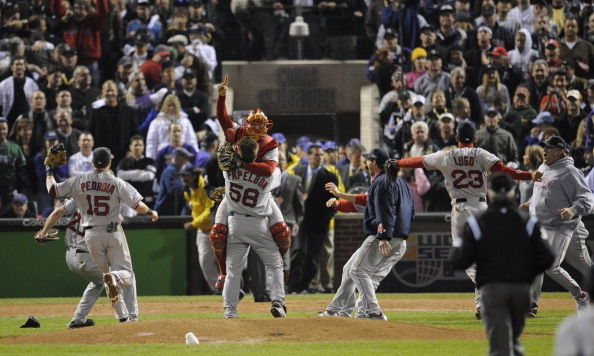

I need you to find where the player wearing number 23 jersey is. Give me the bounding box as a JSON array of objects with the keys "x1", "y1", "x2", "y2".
[{"x1": 396, "y1": 121, "x2": 542, "y2": 318}]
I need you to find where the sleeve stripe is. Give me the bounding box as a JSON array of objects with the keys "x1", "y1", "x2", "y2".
[{"x1": 467, "y1": 215, "x2": 482, "y2": 241}]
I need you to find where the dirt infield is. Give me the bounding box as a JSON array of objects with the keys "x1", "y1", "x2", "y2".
[{"x1": 0, "y1": 298, "x2": 572, "y2": 345}]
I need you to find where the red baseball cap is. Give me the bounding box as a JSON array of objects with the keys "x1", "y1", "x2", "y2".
[
  {"x1": 546, "y1": 39, "x2": 559, "y2": 48},
  {"x1": 488, "y1": 46, "x2": 508, "y2": 57}
]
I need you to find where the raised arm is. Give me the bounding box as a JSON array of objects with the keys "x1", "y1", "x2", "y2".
[{"x1": 216, "y1": 75, "x2": 234, "y2": 131}]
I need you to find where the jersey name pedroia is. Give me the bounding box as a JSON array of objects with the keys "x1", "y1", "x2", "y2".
[
  {"x1": 423, "y1": 147, "x2": 499, "y2": 201},
  {"x1": 223, "y1": 167, "x2": 281, "y2": 218},
  {"x1": 55, "y1": 171, "x2": 143, "y2": 227}
]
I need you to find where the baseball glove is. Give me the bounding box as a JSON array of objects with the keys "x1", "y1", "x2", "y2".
[
  {"x1": 217, "y1": 142, "x2": 243, "y2": 171},
  {"x1": 34, "y1": 228, "x2": 60, "y2": 243},
  {"x1": 209, "y1": 186, "x2": 226, "y2": 203},
  {"x1": 44, "y1": 143, "x2": 67, "y2": 167}
]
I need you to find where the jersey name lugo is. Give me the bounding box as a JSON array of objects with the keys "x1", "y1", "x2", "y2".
[
  {"x1": 453, "y1": 156, "x2": 475, "y2": 166},
  {"x1": 227, "y1": 170, "x2": 269, "y2": 190},
  {"x1": 80, "y1": 181, "x2": 116, "y2": 194}
]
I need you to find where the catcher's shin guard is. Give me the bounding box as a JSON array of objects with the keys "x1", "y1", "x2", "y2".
[
  {"x1": 270, "y1": 222, "x2": 291, "y2": 257},
  {"x1": 210, "y1": 223, "x2": 228, "y2": 290}
]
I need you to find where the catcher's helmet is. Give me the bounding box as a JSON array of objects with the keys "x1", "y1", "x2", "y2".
[{"x1": 245, "y1": 108, "x2": 272, "y2": 142}]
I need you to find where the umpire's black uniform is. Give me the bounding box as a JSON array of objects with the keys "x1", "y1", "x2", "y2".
[{"x1": 450, "y1": 173, "x2": 554, "y2": 356}]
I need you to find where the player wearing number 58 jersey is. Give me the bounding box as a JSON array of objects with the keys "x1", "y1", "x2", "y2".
[
  {"x1": 221, "y1": 137, "x2": 286, "y2": 318},
  {"x1": 396, "y1": 121, "x2": 543, "y2": 318},
  {"x1": 46, "y1": 147, "x2": 158, "y2": 323}
]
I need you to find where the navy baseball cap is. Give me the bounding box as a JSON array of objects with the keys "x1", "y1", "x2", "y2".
[
  {"x1": 456, "y1": 121, "x2": 476, "y2": 143},
  {"x1": 539, "y1": 136, "x2": 570, "y2": 153},
  {"x1": 489, "y1": 172, "x2": 514, "y2": 194},
  {"x1": 44, "y1": 130, "x2": 59, "y2": 141},
  {"x1": 362, "y1": 147, "x2": 390, "y2": 166},
  {"x1": 93, "y1": 147, "x2": 114, "y2": 167},
  {"x1": 13, "y1": 193, "x2": 28, "y2": 204},
  {"x1": 532, "y1": 111, "x2": 554, "y2": 124},
  {"x1": 172, "y1": 146, "x2": 194, "y2": 159},
  {"x1": 271, "y1": 132, "x2": 287, "y2": 143}
]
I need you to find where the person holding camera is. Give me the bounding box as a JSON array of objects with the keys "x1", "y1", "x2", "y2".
[{"x1": 539, "y1": 71, "x2": 569, "y2": 119}]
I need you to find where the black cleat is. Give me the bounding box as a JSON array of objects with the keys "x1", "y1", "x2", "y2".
[{"x1": 68, "y1": 319, "x2": 95, "y2": 329}]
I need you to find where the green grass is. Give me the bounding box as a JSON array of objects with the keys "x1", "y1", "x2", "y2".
[{"x1": 0, "y1": 293, "x2": 572, "y2": 355}]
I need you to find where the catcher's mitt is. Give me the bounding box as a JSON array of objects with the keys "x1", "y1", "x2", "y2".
[
  {"x1": 35, "y1": 228, "x2": 60, "y2": 243},
  {"x1": 44, "y1": 143, "x2": 67, "y2": 167},
  {"x1": 217, "y1": 142, "x2": 243, "y2": 171}
]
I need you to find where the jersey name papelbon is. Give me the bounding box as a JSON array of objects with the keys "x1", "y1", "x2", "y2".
[
  {"x1": 80, "y1": 181, "x2": 116, "y2": 194},
  {"x1": 227, "y1": 170, "x2": 269, "y2": 190}
]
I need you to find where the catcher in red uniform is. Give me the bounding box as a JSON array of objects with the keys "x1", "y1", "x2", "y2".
[{"x1": 210, "y1": 75, "x2": 291, "y2": 291}]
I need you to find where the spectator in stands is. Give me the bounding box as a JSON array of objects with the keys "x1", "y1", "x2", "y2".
[
  {"x1": 477, "y1": 65, "x2": 511, "y2": 112},
  {"x1": 155, "y1": 122, "x2": 199, "y2": 179},
  {"x1": 508, "y1": 0, "x2": 534, "y2": 31},
  {"x1": 435, "y1": 5, "x2": 464, "y2": 53},
  {"x1": 522, "y1": 59, "x2": 550, "y2": 111},
  {"x1": 544, "y1": 39, "x2": 564, "y2": 76},
  {"x1": 89, "y1": 80, "x2": 139, "y2": 167},
  {"x1": 155, "y1": 146, "x2": 193, "y2": 215},
  {"x1": 70, "y1": 66, "x2": 100, "y2": 131},
  {"x1": 495, "y1": 0, "x2": 521, "y2": 34},
  {"x1": 140, "y1": 44, "x2": 172, "y2": 90},
  {"x1": 570, "y1": 119, "x2": 588, "y2": 169},
  {"x1": 446, "y1": 66, "x2": 484, "y2": 125},
  {"x1": 405, "y1": 48, "x2": 427, "y2": 89},
  {"x1": 563, "y1": 59, "x2": 587, "y2": 99},
  {"x1": 55, "y1": 109, "x2": 82, "y2": 156},
  {"x1": 35, "y1": 131, "x2": 68, "y2": 213},
  {"x1": 414, "y1": 49, "x2": 451, "y2": 98},
  {"x1": 434, "y1": 112, "x2": 457, "y2": 149},
  {"x1": 508, "y1": 29, "x2": 538, "y2": 76},
  {"x1": 50, "y1": 0, "x2": 110, "y2": 86},
  {"x1": 531, "y1": 14, "x2": 557, "y2": 56},
  {"x1": 163, "y1": 6, "x2": 190, "y2": 40},
  {"x1": 509, "y1": 86, "x2": 538, "y2": 142},
  {"x1": 187, "y1": 25, "x2": 217, "y2": 80},
  {"x1": 154, "y1": 61, "x2": 177, "y2": 92},
  {"x1": 560, "y1": 15, "x2": 594, "y2": 80},
  {"x1": 472, "y1": 4, "x2": 514, "y2": 50},
  {"x1": 379, "y1": 71, "x2": 415, "y2": 132},
  {"x1": 7, "y1": 118, "x2": 36, "y2": 198},
  {"x1": 168, "y1": 35, "x2": 212, "y2": 95},
  {"x1": 0, "y1": 55, "x2": 39, "y2": 127},
  {"x1": 476, "y1": 108, "x2": 519, "y2": 164},
  {"x1": 128, "y1": 33, "x2": 151, "y2": 70},
  {"x1": 114, "y1": 57, "x2": 135, "y2": 97},
  {"x1": 426, "y1": 89, "x2": 449, "y2": 121},
  {"x1": 463, "y1": 26, "x2": 494, "y2": 80},
  {"x1": 403, "y1": 121, "x2": 439, "y2": 158},
  {"x1": 147, "y1": 94, "x2": 198, "y2": 161},
  {"x1": 126, "y1": 0, "x2": 163, "y2": 44},
  {"x1": 555, "y1": 90, "x2": 586, "y2": 145},
  {"x1": 16, "y1": 91, "x2": 54, "y2": 151},
  {"x1": 177, "y1": 68, "x2": 210, "y2": 131},
  {"x1": 68, "y1": 132, "x2": 94, "y2": 177},
  {"x1": 493, "y1": 91, "x2": 522, "y2": 145},
  {"x1": 488, "y1": 46, "x2": 522, "y2": 96},
  {"x1": 56, "y1": 44, "x2": 78, "y2": 87},
  {"x1": 117, "y1": 135, "x2": 157, "y2": 215},
  {"x1": 127, "y1": 72, "x2": 153, "y2": 125},
  {"x1": 540, "y1": 70, "x2": 569, "y2": 119},
  {"x1": 0, "y1": 193, "x2": 35, "y2": 218},
  {"x1": 0, "y1": 118, "x2": 28, "y2": 209},
  {"x1": 451, "y1": 97, "x2": 472, "y2": 123},
  {"x1": 41, "y1": 66, "x2": 65, "y2": 111},
  {"x1": 519, "y1": 144, "x2": 544, "y2": 204},
  {"x1": 393, "y1": 95, "x2": 440, "y2": 159}
]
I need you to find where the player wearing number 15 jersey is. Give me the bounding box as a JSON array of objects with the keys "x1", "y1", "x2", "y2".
[
  {"x1": 46, "y1": 147, "x2": 158, "y2": 323},
  {"x1": 396, "y1": 121, "x2": 542, "y2": 318}
]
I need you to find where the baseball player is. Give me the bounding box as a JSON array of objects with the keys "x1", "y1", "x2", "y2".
[
  {"x1": 221, "y1": 136, "x2": 286, "y2": 318},
  {"x1": 36, "y1": 198, "x2": 139, "y2": 327},
  {"x1": 46, "y1": 147, "x2": 158, "y2": 321},
  {"x1": 396, "y1": 121, "x2": 543, "y2": 319},
  {"x1": 520, "y1": 136, "x2": 593, "y2": 315},
  {"x1": 211, "y1": 74, "x2": 291, "y2": 291}
]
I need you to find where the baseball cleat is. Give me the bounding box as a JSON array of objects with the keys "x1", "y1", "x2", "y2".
[
  {"x1": 475, "y1": 307, "x2": 482, "y2": 320},
  {"x1": 67, "y1": 319, "x2": 95, "y2": 329},
  {"x1": 103, "y1": 273, "x2": 120, "y2": 303},
  {"x1": 318, "y1": 309, "x2": 338, "y2": 317},
  {"x1": 270, "y1": 300, "x2": 287, "y2": 318},
  {"x1": 576, "y1": 292, "x2": 591, "y2": 315},
  {"x1": 368, "y1": 312, "x2": 388, "y2": 321},
  {"x1": 119, "y1": 317, "x2": 129, "y2": 323},
  {"x1": 215, "y1": 274, "x2": 226, "y2": 292}
]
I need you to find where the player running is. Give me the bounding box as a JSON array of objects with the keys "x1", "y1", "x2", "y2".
[
  {"x1": 46, "y1": 147, "x2": 158, "y2": 321},
  {"x1": 211, "y1": 74, "x2": 291, "y2": 291},
  {"x1": 395, "y1": 121, "x2": 543, "y2": 319}
]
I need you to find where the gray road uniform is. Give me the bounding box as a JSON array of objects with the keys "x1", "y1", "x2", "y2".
[
  {"x1": 528, "y1": 157, "x2": 594, "y2": 307},
  {"x1": 55, "y1": 171, "x2": 143, "y2": 320},
  {"x1": 62, "y1": 199, "x2": 138, "y2": 323},
  {"x1": 221, "y1": 167, "x2": 284, "y2": 318}
]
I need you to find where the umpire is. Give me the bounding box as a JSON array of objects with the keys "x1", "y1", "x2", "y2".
[{"x1": 450, "y1": 173, "x2": 554, "y2": 356}]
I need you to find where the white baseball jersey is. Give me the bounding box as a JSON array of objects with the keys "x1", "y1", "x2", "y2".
[
  {"x1": 422, "y1": 147, "x2": 499, "y2": 201},
  {"x1": 61, "y1": 198, "x2": 88, "y2": 250},
  {"x1": 223, "y1": 167, "x2": 281, "y2": 218},
  {"x1": 55, "y1": 171, "x2": 143, "y2": 227}
]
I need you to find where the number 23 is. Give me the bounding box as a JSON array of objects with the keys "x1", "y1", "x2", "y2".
[{"x1": 451, "y1": 170, "x2": 484, "y2": 189}]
